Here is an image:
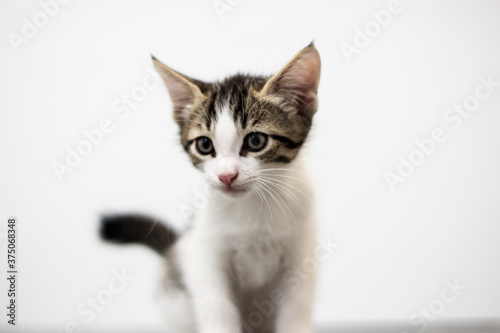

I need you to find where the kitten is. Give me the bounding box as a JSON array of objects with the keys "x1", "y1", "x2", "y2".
[{"x1": 101, "y1": 43, "x2": 321, "y2": 333}]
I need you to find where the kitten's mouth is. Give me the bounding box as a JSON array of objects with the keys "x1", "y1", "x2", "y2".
[
  {"x1": 218, "y1": 185, "x2": 251, "y2": 196},
  {"x1": 221, "y1": 186, "x2": 248, "y2": 194}
]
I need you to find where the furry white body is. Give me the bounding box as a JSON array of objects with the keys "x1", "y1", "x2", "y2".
[{"x1": 161, "y1": 157, "x2": 316, "y2": 333}]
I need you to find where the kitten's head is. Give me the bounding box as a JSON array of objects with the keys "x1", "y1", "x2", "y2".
[{"x1": 153, "y1": 44, "x2": 320, "y2": 197}]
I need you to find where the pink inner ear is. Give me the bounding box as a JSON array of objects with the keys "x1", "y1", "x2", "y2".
[
  {"x1": 294, "y1": 58, "x2": 321, "y2": 113},
  {"x1": 152, "y1": 58, "x2": 206, "y2": 124},
  {"x1": 165, "y1": 77, "x2": 197, "y2": 122},
  {"x1": 291, "y1": 53, "x2": 321, "y2": 93},
  {"x1": 271, "y1": 48, "x2": 321, "y2": 118}
]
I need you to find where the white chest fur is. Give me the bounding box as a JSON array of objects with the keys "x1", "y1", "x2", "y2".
[{"x1": 230, "y1": 233, "x2": 286, "y2": 289}]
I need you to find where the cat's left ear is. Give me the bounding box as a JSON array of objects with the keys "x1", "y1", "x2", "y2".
[
  {"x1": 152, "y1": 56, "x2": 208, "y2": 125},
  {"x1": 260, "y1": 43, "x2": 321, "y2": 118}
]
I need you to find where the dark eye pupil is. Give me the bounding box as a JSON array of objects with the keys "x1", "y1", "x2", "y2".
[
  {"x1": 201, "y1": 139, "x2": 210, "y2": 149},
  {"x1": 250, "y1": 135, "x2": 260, "y2": 146},
  {"x1": 245, "y1": 132, "x2": 267, "y2": 152},
  {"x1": 196, "y1": 137, "x2": 213, "y2": 155}
]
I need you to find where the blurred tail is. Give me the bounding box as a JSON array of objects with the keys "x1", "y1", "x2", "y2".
[{"x1": 100, "y1": 214, "x2": 177, "y2": 255}]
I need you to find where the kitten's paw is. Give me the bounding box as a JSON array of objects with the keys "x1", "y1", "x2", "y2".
[
  {"x1": 277, "y1": 325, "x2": 313, "y2": 333},
  {"x1": 200, "y1": 324, "x2": 241, "y2": 333}
]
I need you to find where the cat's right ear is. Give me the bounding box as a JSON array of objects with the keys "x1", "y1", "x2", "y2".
[
  {"x1": 259, "y1": 43, "x2": 321, "y2": 119},
  {"x1": 152, "y1": 56, "x2": 207, "y2": 124}
]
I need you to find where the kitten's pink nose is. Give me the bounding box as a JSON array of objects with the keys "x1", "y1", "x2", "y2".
[{"x1": 218, "y1": 172, "x2": 238, "y2": 187}]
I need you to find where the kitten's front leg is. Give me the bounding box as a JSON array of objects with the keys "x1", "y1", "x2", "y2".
[
  {"x1": 275, "y1": 258, "x2": 316, "y2": 333},
  {"x1": 179, "y1": 233, "x2": 241, "y2": 333},
  {"x1": 275, "y1": 270, "x2": 315, "y2": 333}
]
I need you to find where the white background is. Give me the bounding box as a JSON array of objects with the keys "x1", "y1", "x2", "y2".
[{"x1": 1, "y1": 0, "x2": 499, "y2": 332}]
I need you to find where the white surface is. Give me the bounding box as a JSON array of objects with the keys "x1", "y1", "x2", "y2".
[{"x1": 0, "y1": 0, "x2": 499, "y2": 331}]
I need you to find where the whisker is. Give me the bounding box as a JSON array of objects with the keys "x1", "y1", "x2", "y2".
[
  {"x1": 258, "y1": 177, "x2": 308, "y2": 216},
  {"x1": 256, "y1": 180, "x2": 290, "y2": 242},
  {"x1": 257, "y1": 180, "x2": 298, "y2": 241},
  {"x1": 250, "y1": 184, "x2": 265, "y2": 215},
  {"x1": 254, "y1": 182, "x2": 272, "y2": 221},
  {"x1": 258, "y1": 175, "x2": 313, "y2": 204},
  {"x1": 258, "y1": 171, "x2": 311, "y2": 187}
]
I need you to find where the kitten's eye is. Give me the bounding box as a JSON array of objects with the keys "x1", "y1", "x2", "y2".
[
  {"x1": 196, "y1": 137, "x2": 214, "y2": 155},
  {"x1": 244, "y1": 132, "x2": 268, "y2": 152}
]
